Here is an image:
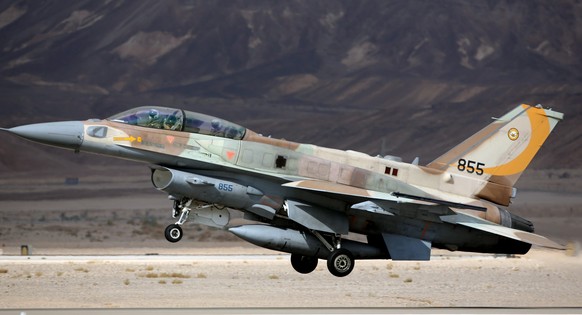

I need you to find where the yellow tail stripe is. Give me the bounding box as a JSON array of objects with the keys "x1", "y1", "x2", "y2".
[{"x1": 483, "y1": 105, "x2": 550, "y2": 176}]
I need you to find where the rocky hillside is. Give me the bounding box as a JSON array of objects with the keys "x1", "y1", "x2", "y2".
[{"x1": 1, "y1": 0, "x2": 581, "y2": 173}]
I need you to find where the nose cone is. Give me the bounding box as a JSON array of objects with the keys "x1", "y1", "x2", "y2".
[{"x1": 8, "y1": 121, "x2": 84, "y2": 150}]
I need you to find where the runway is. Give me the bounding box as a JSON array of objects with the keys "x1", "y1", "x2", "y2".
[
  {"x1": 1, "y1": 307, "x2": 581, "y2": 314},
  {"x1": 1, "y1": 249, "x2": 580, "y2": 309},
  {"x1": 0, "y1": 252, "x2": 515, "y2": 262},
  {"x1": 0, "y1": 254, "x2": 288, "y2": 262}
]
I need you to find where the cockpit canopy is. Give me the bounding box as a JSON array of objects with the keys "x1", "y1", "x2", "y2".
[{"x1": 107, "y1": 106, "x2": 246, "y2": 140}]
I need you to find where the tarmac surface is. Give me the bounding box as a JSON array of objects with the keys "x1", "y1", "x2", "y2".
[
  {"x1": 1, "y1": 308, "x2": 581, "y2": 314},
  {"x1": 1, "y1": 249, "x2": 581, "y2": 310}
]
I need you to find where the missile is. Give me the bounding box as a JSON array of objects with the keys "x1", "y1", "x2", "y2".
[{"x1": 229, "y1": 224, "x2": 387, "y2": 260}]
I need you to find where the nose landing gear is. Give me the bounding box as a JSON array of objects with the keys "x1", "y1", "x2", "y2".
[
  {"x1": 164, "y1": 199, "x2": 191, "y2": 243},
  {"x1": 164, "y1": 199, "x2": 220, "y2": 243},
  {"x1": 165, "y1": 224, "x2": 183, "y2": 243}
]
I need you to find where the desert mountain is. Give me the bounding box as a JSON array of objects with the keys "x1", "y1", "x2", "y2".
[{"x1": 0, "y1": 0, "x2": 581, "y2": 173}]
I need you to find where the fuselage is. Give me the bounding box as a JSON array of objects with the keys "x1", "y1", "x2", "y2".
[
  {"x1": 5, "y1": 106, "x2": 543, "y2": 255},
  {"x1": 84, "y1": 108, "x2": 503, "y2": 216},
  {"x1": 75, "y1": 107, "x2": 521, "y2": 248}
]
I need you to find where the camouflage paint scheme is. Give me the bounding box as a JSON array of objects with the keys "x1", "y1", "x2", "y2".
[{"x1": 3, "y1": 104, "x2": 564, "y2": 276}]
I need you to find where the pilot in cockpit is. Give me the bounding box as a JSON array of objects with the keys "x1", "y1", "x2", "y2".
[
  {"x1": 211, "y1": 119, "x2": 225, "y2": 136},
  {"x1": 163, "y1": 115, "x2": 179, "y2": 130},
  {"x1": 146, "y1": 109, "x2": 164, "y2": 128}
]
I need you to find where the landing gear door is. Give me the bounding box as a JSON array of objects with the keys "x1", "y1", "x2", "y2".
[{"x1": 191, "y1": 207, "x2": 230, "y2": 229}]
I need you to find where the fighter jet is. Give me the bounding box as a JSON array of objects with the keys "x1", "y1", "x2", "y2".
[{"x1": 2, "y1": 104, "x2": 564, "y2": 276}]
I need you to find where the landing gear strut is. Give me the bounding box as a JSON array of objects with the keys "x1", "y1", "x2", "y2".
[
  {"x1": 164, "y1": 199, "x2": 219, "y2": 243},
  {"x1": 310, "y1": 230, "x2": 356, "y2": 277}
]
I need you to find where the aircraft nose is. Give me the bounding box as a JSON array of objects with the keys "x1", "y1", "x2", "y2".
[{"x1": 7, "y1": 121, "x2": 84, "y2": 150}]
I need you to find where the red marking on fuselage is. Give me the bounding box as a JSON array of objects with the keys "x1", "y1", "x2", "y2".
[
  {"x1": 226, "y1": 150, "x2": 236, "y2": 160},
  {"x1": 166, "y1": 136, "x2": 175, "y2": 144}
]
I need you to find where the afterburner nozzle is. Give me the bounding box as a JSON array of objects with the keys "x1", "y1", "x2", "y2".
[{"x1": 7, "y1": 121, "x2": 84, "y2": 151}]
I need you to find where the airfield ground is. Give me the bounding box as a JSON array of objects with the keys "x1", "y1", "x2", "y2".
[
  {"x1": 0, "y1": 167, "x2": 581, "y2": 308},
  {"x1": 0, "y1": 248, "x2": 581, "y2": 308}
]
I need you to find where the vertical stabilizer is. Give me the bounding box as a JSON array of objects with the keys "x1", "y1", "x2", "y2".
[{"x1": 427, "y1": 104, "x2": 563, "y2": 205}]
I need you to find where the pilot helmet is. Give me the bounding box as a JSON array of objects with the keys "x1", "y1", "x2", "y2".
[
  {"x1": 164, "y1": 115, "x2": 177, "y2": 128},
  {"x1": 149, "y1": 109, "x2": 159, "y2": 120},
  {"x1": 211, "y1": 119, "x2": 222, "y2": 129},
  {"x1": 166, "y1": 115, "x2": 176, "y2": 124}
]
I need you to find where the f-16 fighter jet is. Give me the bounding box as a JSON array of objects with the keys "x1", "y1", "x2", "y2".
[{"x1": 2, "y1": 104, "x2": 564, "y2": 276}]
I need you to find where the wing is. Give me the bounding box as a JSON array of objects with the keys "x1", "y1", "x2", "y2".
[
  {"x1": 283, "y1": 179, "x2": 565, "y2": 250},
  {"x1": 283, "y1": 179, "x2": 480, "y2": 219}
]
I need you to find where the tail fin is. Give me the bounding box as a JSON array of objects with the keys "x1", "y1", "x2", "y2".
[{"x1": 427, "y1": 104, "x2": 563, "y2": 205}]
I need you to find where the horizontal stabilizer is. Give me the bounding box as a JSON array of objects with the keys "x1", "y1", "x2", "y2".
[{"x1": 441, "y1": 212, "x2": 564, "y2": 250}]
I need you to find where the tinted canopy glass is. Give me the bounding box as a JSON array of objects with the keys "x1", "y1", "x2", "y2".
[
  {"x1": 107, "y1": 106, "x2": 246, "y2": 140},
  {"x1": 108, "y1": 107, "x2": 184, "y2": 131}
]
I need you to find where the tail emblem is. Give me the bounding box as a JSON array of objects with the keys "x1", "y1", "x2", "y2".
[{"x1": 508, "y1": 128, "x2": 519, "y2": 141}]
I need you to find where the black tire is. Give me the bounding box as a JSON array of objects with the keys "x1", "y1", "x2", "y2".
[
  {"x1": 290, "y1": 254, "x2": 318, "y2": 274},
  {"x1": 164, "y1": 224, "x2": 183, "y2": 243},
  {"x1": 327, "y1": 248, "x2": 355, "y2": 277}
]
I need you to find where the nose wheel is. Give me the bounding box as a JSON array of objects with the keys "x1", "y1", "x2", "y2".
[
  {"x1": 164, "y1": 224, "x2": 183, "y2": 243},
  {"x1": 164, "y1": 199, "x2": 191, "y2": 243}
]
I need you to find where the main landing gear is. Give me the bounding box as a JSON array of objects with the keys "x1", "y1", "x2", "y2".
[
  {"x1": 327, "y1": 248, "x2": 355, "y2": 277},
  {"x1": 290, "y1": 231, "x2": 355, "y2": 277},
  {"x1": 290, "y1": 254, "x2": 318, "y2": 274}
]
